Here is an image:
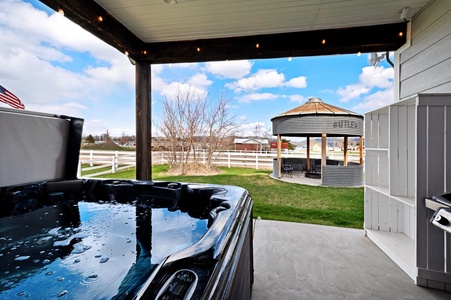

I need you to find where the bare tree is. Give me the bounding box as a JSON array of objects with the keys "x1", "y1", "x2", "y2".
[
  {"x1": 203, "y1": 90, "x2": 240, "y2": 170},
  {"x1": 159, "y1": 86, "x2": 206, "y2": 174},
  {"x1": 159, "y1": 86, "x2": 238, "y2": 174}
]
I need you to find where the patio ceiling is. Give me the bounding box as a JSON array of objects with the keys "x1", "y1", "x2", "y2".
[{"x1": 38, "y1": 0, "x2": 431, "y2": 64}]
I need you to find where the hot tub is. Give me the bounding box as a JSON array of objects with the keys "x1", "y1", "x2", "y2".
[
  {"x1": 0, "y1": 107, "x2": 253, "y2": 299},
  {"x1": 0, "y1": 179, "x2": 253, "y2": 299}
]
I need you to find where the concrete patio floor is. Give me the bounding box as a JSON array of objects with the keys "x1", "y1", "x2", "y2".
[
  {"x1": 270, "y1": 171, "x2": 323, "y2": 186},
  {"x1": 252, "y1": 219, "x2": 450, "y2": 299}
]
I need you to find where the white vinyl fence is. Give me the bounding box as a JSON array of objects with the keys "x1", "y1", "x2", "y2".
[{"x1": 79, "y1": 150, "x2": 360, "y2": 177}]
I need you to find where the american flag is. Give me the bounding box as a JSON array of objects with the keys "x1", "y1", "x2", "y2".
[{"x1": 0, "y1": 85, "x2": 25, "y2": 110}]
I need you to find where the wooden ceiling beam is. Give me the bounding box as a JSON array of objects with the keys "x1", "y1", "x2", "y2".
[
  {"x1": 144, "y1": 23, "x2": 407, "y2": 64},
  {"x1": 39, "y1": 1, "x2": 406, "y2": 64}
]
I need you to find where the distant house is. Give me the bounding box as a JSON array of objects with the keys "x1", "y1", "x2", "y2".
[
  {"x1": 311, "y1": 143, "x2": 322, "y2": 152},
  {"x1": 269, "y1": 141, "x2": 289, "y2": 152},
  {"x1": 234, "y1": 138, "x2": 269, "y2": 152}
]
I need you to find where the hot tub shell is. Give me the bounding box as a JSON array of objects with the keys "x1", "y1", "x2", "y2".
[{"x1": 0, "y1": 107, "x2": 254, "y2": 299}]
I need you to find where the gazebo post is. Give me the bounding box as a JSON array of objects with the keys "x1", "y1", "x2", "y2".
[
  {"x1": 344, "y1": 136, "x2": 348, "y2": 166},
  {"x1": 306, "y1": 137, "x2": 311, "y2": 172},
  {"x1": 277, "y1": 134, "x2": 282, "y2": 178},
  {"x1": 359, "y1": 136, "x2": 363, "y2": 165},
  {"x1": 321, "y1": 133, "x2": 327, "y2": 172}
]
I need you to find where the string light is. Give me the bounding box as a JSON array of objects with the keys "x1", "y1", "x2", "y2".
[
  {"x1": 57, "y1": 6, "x2": 64, "y2": 15},
  {"x1": 256, "y1": 43, "x2": 260, "y2": 49},
  {"x1": 196, "y1": 47, "x2": 201, "y2": 52},
  {"x1": 142, "y1": 50, "x2": 147, "y2": 55},
  {"x1": 357, "y1": 52, "x2": 361, "y2": 56},
  {"x1": 398, "y1": 31, "x2": 404, "y2": 37},
  {"x1": 288, "y1": 57, "x2": 292, "y2": 61},
  {"x1": 97, "y1": 16, "x2": 103, "y2": 22},
  {"x1": 321, "y1": 39, "x2": 326, "y2": 45},
  {"x1": 124, "y1": 50, "x2": 129, "y2": 56}
]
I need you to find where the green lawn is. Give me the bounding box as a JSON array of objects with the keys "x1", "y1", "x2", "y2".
[{"x1": 87, "y1": 165, "x2": 364, "y2": 229}]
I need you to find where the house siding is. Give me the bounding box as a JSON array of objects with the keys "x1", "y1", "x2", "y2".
[
  {"x1": 397, "y1": 0, "x2": 451, "y2": 290},
  {"x1": 399, "y1": 0, "x2": 451, "y2": 99}
]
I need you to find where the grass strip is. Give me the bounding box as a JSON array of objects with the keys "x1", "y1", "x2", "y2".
[{"x1": 90, "y1": 165, "x2": 364, "y2": 229}]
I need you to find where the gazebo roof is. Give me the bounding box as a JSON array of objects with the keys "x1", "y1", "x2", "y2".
[
  {"x1": 271, "y1": 97, "x2": 363, "y2": 137},
  {"x1": 272, "y1": 97, "x2": 362, "y2": 120}
]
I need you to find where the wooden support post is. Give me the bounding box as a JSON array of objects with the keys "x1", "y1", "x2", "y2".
[
  {"x1": 135, "y1": 61, "x2": 152, "y2": 180},
  {"x1": 307, "y1": 137, "x2": 311, "y2": 172},
  {"x1": 359, "y1": 136, "x2": 363, "y2": 165},
  {"x1": 277, "y1": 134, "x2": 282, "y2": 178},
  {"x1": 344, "y1": 136, "x2": 348, "y2": 166}
]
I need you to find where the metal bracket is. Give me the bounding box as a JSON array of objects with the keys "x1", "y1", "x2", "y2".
[{"x1": 431, "y1": 208, "x2": 451, "y2": 234}]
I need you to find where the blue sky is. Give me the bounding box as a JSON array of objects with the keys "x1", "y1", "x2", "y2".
[{"x1": 1, "y1": 0, "x2": 395, "y2": 137}]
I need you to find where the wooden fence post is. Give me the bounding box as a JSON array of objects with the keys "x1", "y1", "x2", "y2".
[
  {"x1": 112, "y1": 156, "x2": 116, "y2": 173},
  {"x1": 77, "y1": 160, "x2": 82, "y2": 178}
]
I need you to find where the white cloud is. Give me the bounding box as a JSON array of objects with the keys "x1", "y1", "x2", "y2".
[
  {"x1": 236, "y1": 122, "x2": 272, "y2": 137},
  {"x1": 160, "y1": 73, "x2": 212, "y2": 100},
  {"x1": 205, "y1": 60, "x2": 253, "y2": 79},
  {"x1": 0, "y1": 0, "x2": 135, "y2": 109},
  {"x1": 226, "y1": 69, "x2": 308, "y2": 93},
  {"x1": 168, "y1": 62, "x2": 199, "y2": 69},
  {"x1": 352, "y1": 88, "x2": 395, "y2": 112},
  {"x1": 337, "y1": 66, "x2": 393, "y2": 103},
  {"x1": 188, "y1": 73, "x2": 213, "y2": 89},
  {"x1": 161, "y1": 82, "x2": 203, "y2": 100},
  {"x1": 226, "y1": 69, "x2": 285, "y2": 92},
  {"x1": 359, "y1": 66, "x2": 393, "y2": 89},
  {"x1": 289, "y1": 95, "x2": 308, "y2": 103},
  {"x1": 337, "y1": 84, "x2": 370, "y2": 103},
  {"x1": 237, "y1": 93, "x2": 279, "y2": 103},
  {"x1": 286, "y1": 76, "x2": 307, "y2": 88},
  {"x1": 151, "y1": 65, "x2": 167, "y2": 92},
  {"x1": 25, "y1": 102, "x2": 88, "y2": 118}
]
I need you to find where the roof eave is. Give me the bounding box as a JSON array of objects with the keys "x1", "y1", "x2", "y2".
[{"x1": 38, "y1": 0, "x2": 407, "y2": 63}]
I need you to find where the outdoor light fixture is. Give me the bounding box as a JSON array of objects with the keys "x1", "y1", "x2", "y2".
[{"x1": 400, "y1": 6, "x2": 410, "y2": 21}]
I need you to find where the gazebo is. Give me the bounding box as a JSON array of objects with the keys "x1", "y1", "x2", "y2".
[{"x1": 271, "y1": 97, "x2": 364, "y2": 186}]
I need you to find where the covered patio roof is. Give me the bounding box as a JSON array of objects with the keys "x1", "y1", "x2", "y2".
[
  {"x1": 36, "y1": 0, "x2": 430, "y2": 64},
  {"x1": 37, "y1": 0, "x2": 432, "y2": 180}
]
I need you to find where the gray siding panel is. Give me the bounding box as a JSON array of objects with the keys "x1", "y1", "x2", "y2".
[
  {"x1": 322, "y1": 165, "x2": 363, "y2": 187},
  {"x1": 399, "y1": 0, "x2": 451, "y2": 100},
  {"x1": 416, "y1": 105, "x2": 428, "y2": 269},
  {"x1": 400, "y1": 57, "x2": 451, "y2": 99},
  {"x1": 415, "y1": 95, "x2": 451, "y2": 286},
  {"x1": 400, "y1": 34, "x2": 451, "y2": 82},
  {"x1": 272, "y1": 115, "x2": 363, "y2": 136},
  {"x1": 402, "y1": 1, "x2": 451, "y2": 62},
  {"x1": 426, "y1": 106, "x2": 445, "y2": 272}
]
